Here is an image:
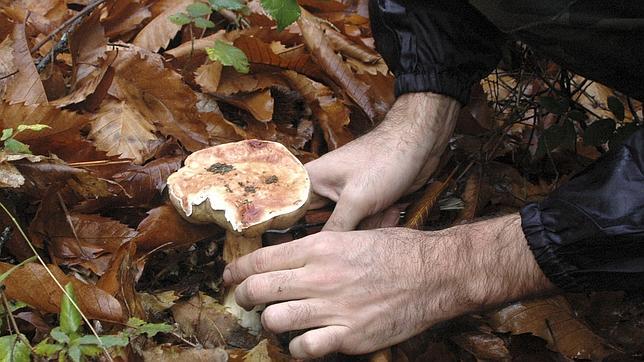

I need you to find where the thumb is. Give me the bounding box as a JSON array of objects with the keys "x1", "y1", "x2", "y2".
[{"x1": 323, "y1": 194, "x2": 366, "y2": 231}]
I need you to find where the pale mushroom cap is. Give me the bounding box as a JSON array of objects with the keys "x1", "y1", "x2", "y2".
[{"x1": 167, "y1": 140, "x2": 310, "y2": 233}]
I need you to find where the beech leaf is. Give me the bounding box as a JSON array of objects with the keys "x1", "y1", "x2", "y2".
[
  {"x1": 209, "y1": 0, "x2": 246, "y2": 11},
  {"x1": 206, "y1": 41, "x2": 250, "y2": 74},
  {"x1": 187, "y1": 3, "x2": 213, "y2": 17},
  {"x1": 260, "y1": 0, "x2": 301, "y2": 31}
]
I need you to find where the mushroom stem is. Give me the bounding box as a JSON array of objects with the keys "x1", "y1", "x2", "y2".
[
  {"x1": 223, "y1": 231, "x2": 262, "y2": 263},
  {"x1": 223, "y1": 230, "x2": 263, "y2": 334}
]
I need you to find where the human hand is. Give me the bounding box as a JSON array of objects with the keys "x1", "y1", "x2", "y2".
[
  {"x1": 223, "y1": 214, "x2": 555, "y2": 359},
  {"x1": 306, "y1": 92, "x2": 460, "y2": 231}
]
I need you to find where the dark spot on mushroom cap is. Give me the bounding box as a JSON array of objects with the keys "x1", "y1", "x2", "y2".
[
  {"x1": 244, "y1": 185, "x2": 256, "y2": 193},
  {"x1": 265, "y1": 175, "x2": 278, "y2": 184},
  {"x1": 248, "y1": 140, "x2": 266, "y2": 148},
  {"x1": 207, "y1": 162, "x2": 234, "y2": 174}
]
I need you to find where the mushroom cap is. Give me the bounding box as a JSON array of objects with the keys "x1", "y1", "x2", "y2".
[{"x1": 167, "y1": 140, "x2": 310, "y2": 235}]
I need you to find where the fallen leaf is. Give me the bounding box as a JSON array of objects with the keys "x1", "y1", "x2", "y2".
[
  {"x1": 226, "y1": 89, "x2": 275, "y2": 123},
  {"x1": 109, "y1": 46, "x2": 209, "y2": 151},
  {"x1": 142, "y1": 346, "x2": 228, "y2": 362},
  {"x1": 298, "y1": 9, "x2": 387, "y2": 122},
  {"x1": 29, "y1": 192, "x2": 138, "y2": 275},
  {"x1": 97, "y1": 241, "x2": 146, "y2": 319},
  {"x1": 236, "y1": 339, "x2": 289, "y2": 362},
  {"x1": 0, "y1": 161, "x2": 24, "y2": 188},
  {"x1": 283, "y1": 70, "x2": 352, "y2": 149},
  {"x1": 454, "y1": 166, "x2": 482, "y2": 224},
  {"x1": 404, "y1": 176, "x2": 455, "y2": 230},
  {"x1": 195, "y1": 61, "x2": 223, "y2": 94},
  {"x1": 0, "y1": 36, "x2": 16, "y2": 99},
  {"x1": 3, "y1": 23, "x2": 47, "y2": 105},
  {"x1": 215, "y1": 70, "x2": 286, "y2": 96},
  {"x1": 323, "y1": 26, "x2": 380, "y2": 64},
  {"x1": 0, "y1": 102, "x2": 90, "y2": 142},
  {"x1": 171, "y1": 293, "x2": 258, "y2": 349},
  {"x1": 133, "y1": 0, "x2": 193, "y2": 52},
  {"x1": 487, "y1": 296, "x2": 614, "y2": 360},
  {"x1": 133, "y1": 204, "x2": 221, "y2": 253},
  {"x1": 140, "y1": 290, "x2": 180, "y2": 319},
  {"x1": 101, "y1": 0, "x2": 152, "y2": 39},
  {"x1": 450, "y1": 331, "x2": 510, "y2": 360},
  {"x1": 0, "y1": 262, "x2": 124, "y2": 322},
  {"x1": 89, "y1": 99, "x2": 162, "y2": 164}
]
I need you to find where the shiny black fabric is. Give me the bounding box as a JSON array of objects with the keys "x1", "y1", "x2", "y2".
[
  {"x1": 520, "y1": 128, "x2": 644, "y2": 291},
  {"x1": 369, "y1": 0, "x2": 644, "y2": 103},
  {"x1": 369, "y1": 0, "x2": 644, "y2": 291}
]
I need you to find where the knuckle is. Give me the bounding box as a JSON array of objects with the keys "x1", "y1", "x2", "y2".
[
  {"x1": 241, "y1": 275, "x2": 263, "y2": 303},
  {"x1": 252, "y1": 250, "x2": 269, "y2": 272},
  {"x1": 261, "y1": 305, "x2": 282, "y2": 333}
]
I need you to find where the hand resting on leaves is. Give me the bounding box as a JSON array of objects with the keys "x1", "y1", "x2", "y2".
[
  {"x1": 305, "y1": 92, "x2": 460, "y2": 231},
  {"x1": 223, "y1": 214, "x2": 555, "y2": 359}
]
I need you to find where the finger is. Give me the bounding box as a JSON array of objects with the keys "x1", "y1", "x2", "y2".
[
  {"x1": 261, "y1": 299, "x2": 339, "y2": 334},
  {"x1": 235, "y1": 269, "x2": 308, "y2": 310},
  {"x1": 223, "y1": 241, "x2": 307, "y2": 286},
  {"x1": 323, "y1": 194, "x2": 366, "y2": 231},
  {"x1": 289, "y1": 325, "x2": 349, "y2": 359},
  {"x1": 358, "y1": 204, "x2": 408, "y2": 229}
]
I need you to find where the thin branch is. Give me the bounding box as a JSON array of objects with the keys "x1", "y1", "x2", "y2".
[{"x1": 1, "y1": 291, "x2": 32, "y2": 349}]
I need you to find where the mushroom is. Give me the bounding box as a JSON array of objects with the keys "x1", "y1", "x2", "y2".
[{"x1": 166, "y1": 139, "x2": 310, "y2": 333}]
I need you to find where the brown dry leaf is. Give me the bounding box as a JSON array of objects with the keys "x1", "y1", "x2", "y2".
[
  {"x1": 235, "y1": 339, "x2": 289, "y2": 362},
  {"x1": 133, "y1": 204, "x2": 221, "y2": 253},
  {"x1": 298, "y1": 9, "x2": 387, "y2": 122},
  {"x1": 89, "y1": 99, "x2": 161, "y2": 164},
  {"x1": 0, "y1": 102, "x2": 90, "y2": 141},
  {"x1": 487, "y1": 296, "x2": 614, "y2": 360},
  {"x1": 142, "y1": 346, "x2": 228, "y2": 362},
  {"x1": 196, "y1": 95, "x2": 247, "y2": 145},
  {"x1": 172, "y1": 293, "x2": 258, "y2": 349},
  {"x1": 0, "y1": 161, "x2": 24, "y2": 188},
  {"x1": 0, "y1": 36, "x2": 16, "y2": 98},
  {"x1": 298, "y1": 0, "x2": 346, "y2": 11},
  {"x1": 29, "y1": 192, "x2": 138, "y2": 274},
  {"x1": 3, "y1": 23, "x2": 47, "y2": 105},
  {"x1": 215, "y1": 70, "x2": 286, "y2": 96},
  {"x1": 97, "y1": 241, "x2": 146, "y2": 319},
  {"x1": 323, "y1": 26, "x2": 380, "y2": 64},
  {"x1": 109, "y1": 46, "x2": 209, "y2": 151},
  {"x1": 112, "y1": 155, "x2": 183, "y2": 204},
  {"x1": 195, "y1": 61, "x2": 223, "y2": 94},
  {"x1": 0, "y1": 262, "x2": 124, "y2": 322},
  {"x1": 229, "y1": 90, "x2": 275, "y2": 123},
  {"x1": 450, "y1": 331, "x2": 511, "y2": 361},
  {"x1": 283, "y1": 70, "x2": 352, "y2": 149},
  {"x1": 133, "y1": 0, "x2": 193, "y2": 52},
  {"x1": 404, "y1": 176, "x2": 455, "y2": 230},
  {"x1": 13, "y1": 156, "x2": 118, "y2": 200},
  {"x1": 164, "y1": 31, "x2": 230, "y2": 61},
  {"x1": 50, "y1": 12, "x2": 116, "y2": 107},
  {"x1": 234, "y1": 35, "x2": 323, "y2": 80},
  {"x1": 454, "y1": 167, "x2": 481, "y2": 223},
  {"x1": 101, "y1": 0, "x2": 152, "y2": 39}
]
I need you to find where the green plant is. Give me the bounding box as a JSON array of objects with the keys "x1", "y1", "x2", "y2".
[
  {"x1": 0, "y1": 256, "x2": 36, "y2": 362},
  {"x1": 170, "y1": 0, "x2": 302, "y2": 74},
  {"x1": 1, "y1": 124, "x2": 50, "y2": 154},
  {"x1": 33, "y1": 283, "x2": 172, "y2": 362}
]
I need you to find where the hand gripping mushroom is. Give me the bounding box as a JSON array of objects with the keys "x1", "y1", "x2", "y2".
[{"x1": 166, "y1": 140, "x2": 310, "y2": 334}]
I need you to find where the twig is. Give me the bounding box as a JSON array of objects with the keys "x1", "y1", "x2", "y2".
[
  {"x1": 29, "y1": 0, "x2": 106, "y2": 55},
  {"x1": 1, "y1": 290, "x2": 33, "y2": 349},
  {"x1": 0, "y1": 71, "x2": 18, "y2": 81},
  {"x1": 0, "y1": 201, "x2": 114, "y2": 362}
]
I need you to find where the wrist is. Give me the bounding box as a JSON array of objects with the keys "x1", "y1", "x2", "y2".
[
  {"x1": 462, "y1": 214, "x2": 556, "y2": 309},
  {"x1": 375, "y1": 92, "x2": 460, "y2": 157}
]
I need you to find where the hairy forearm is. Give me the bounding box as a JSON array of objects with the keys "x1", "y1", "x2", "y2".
[
  {"x1": 373, "y1": 92, "x2": 460, "y2": 159},
  {"x1": 419, "y1": 214, "x2": 556, "y2": 325}
]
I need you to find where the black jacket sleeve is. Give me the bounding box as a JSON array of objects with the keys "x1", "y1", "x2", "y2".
[
  {"x1": 520, "y1": 128, "x2": 644, "y2": 292},
  {"x1": 369, "y1": 0, "x2": 504, "y2": 104}
]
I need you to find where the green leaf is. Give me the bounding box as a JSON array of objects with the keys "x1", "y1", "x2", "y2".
[
  {"x1": 0, "y1": 256, "x2": 36, "y2": 285},
  {"x1": 34, "y1": 341, "x2": 64, "y2": 357},
  {"x1": 127, "y1": 317, "x2": 146, "y2": 328},
  {"x1": 583, "y1": 119, "x2": 615, "y2": 146},
  {"x1": 68, "y1": 344, "x2": 81, "y2": 362},
  {"x1": 79, "y1": 345, "x2": 103, "y2": 357},
  {"x1": 16, "y1": 124, "x2": 51, "y2": 133},
  {"x1": 169, "y1": 12, "x2": 192, "y2": 25},
  {"x1": 194, "y1": 17, "x2": 216, "y2": 29},
  {"x1": 538, "y1": 95, "x2": 569, "y2": 115},
  {"x1": 3, "y1": 138, "x2": 31, "y2": 154},
  {"x1": 206, "y1": 40, "x2": 249, "y2": 73},
  {"x1": 0, "y1": 334, "x2": 31, "y2": 362},
  {"x1": 1, "y1": 128, "x2": 13, "y2": 142},
  {"x1": 77, "y1": 334, "x2": 129, "y2": 348},
  {"x1": 209, "y1": 0, "x2": 246, "y2": 11},
  {"x1": 607, "y1": 96, "x2": 625, "y2": 121},
  {"x1": 138, "y1": 322, "x2": 173, "y2": 337},
  {"x1": 60, "y1": 283, "x2": 82, "y2": 335},
  {"x1": 260, "y1": 0, "x2": 301, "y2": 31},
  {"x1": 187, "y1": 2, "x2": 212, "y2": 17},
  {"x1": 50, "y1": 327, "x2": 70, "y2": 344}
]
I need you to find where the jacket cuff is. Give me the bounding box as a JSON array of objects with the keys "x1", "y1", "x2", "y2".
[
  {"x1": 394, "y1": 71, "x2": 469, "y2": 105},
  {"x1": 520, "y1": 202, "x2": 586, "y2": 292}
]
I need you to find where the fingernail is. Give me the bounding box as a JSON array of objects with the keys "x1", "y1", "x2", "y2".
[{"x1": 223, "y1": 268, "x2": 232, "y2": 285}]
